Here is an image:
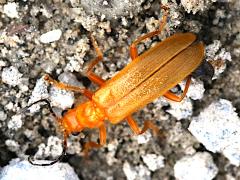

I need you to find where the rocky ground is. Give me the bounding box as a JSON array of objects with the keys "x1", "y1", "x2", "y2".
[{"x1": 0, "y1": 0, "x2": 240, "y2": 180}]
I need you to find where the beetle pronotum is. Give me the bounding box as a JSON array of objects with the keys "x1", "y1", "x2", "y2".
[{"x1": 25, "y1": 6, "x2": 207, "y2": 166}]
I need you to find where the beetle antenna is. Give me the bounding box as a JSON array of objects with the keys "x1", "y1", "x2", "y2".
[
  {"x1": 21, "y1": 99, "x2": 68, "y2": 166},
  {"x1": 28, "y1": 131, "x2": 68, "y2": 166},
  {"x1": 21, "y1": 99, "x2": 57, "y2": 119}
]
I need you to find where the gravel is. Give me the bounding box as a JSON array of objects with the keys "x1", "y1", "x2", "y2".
[{"x1": 0, "y1": 0, "x2": 239, "y2": 179}]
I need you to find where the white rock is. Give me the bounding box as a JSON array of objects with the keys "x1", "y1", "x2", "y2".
[
  {"x1": 141, "y1": 153, "x2": 164, "y2": 171},
  {"x1": 34, "y1": 136, "x2": 63, "y2": 159},
  {"x1": 49, "y1": 86, "x2": 74, "y2": 110},
  {"x1": 7, "y1": 114, "x2": 22, "y2": 130},
  {"x1": 64, "y1": 57, "x2": 82, "y2": 72},
  {"x1": 3, "y1": 2, "x2": 19, "y2": 18},
  {"x1": 226, "y1": 174, "x2": 236, "y2": 180},
  {"x1": 205, "y1": 40, "x2": 232, "y2": 79},
  {"x1": 123, "y1": 162, "x2": 137, "y2": 180},
  {"x1": 5, "y1": 102, "x2": 14, "y2": 110},
  {"x1": 0, "y1": 60, "x2": 7, "y2": 67},
  {"x1": 58, "y1": 72, "x2": 82, "y2": 87},
  {"x1": 223, "y1": 141, "x2": 240, "y2": 166},
  {"x1": 205, "y1": 40, "x2": 222, "y2": 58},
  {"x1": 212, "y1": 48, "x2": 231, "y2": 79},
  {"x1": 135, "y1": 131, "x2": 152, "y2": 144},
  {"x1": 123, "y1": 161, "x2": 150, "y2": 180},
  {"x1": 106, "y1": 140, "x2": 119, "y2": 166},
  {"x1": 136, "y1": 164, "x2": 151, "y2": 180},
  {"x1": 28, "y1": 77, "x2": 49, "y2": 113},
  {"x1": 39, "y1": 29, "x2": 62, "y2": 43},
  {"x1": 162, "y1": 78, "x2": 204, "y2": 120},
  {"x1": 2, "y1": 66, "x2": 23, "y2": 86},
  {"x1": 189, "y1": 99, "x2": 240, "y2": 166},
  {"x1": 0, "y1": 158, "x2": 79, "y2": 180},
  {"x1": 0, "y1": 111, "x2": 7, "y2": 121},
  {"x1": 28, "y1": 75, "x2": 75, "y2": 111},
  {"x1": 167, "y1": 97, "x2": 193, "y2": 120},
  {"x1": 64, "y1": 136, "x2": 82, "y2": 155},
  {"x1": 5, "y1": 140, "x2": 20, "y2": 152},
  {"x1": 179, "y1": 78, "x2": 205, "y2": 100},
  {"x1": 174, "y1": 152, "x2": 218, "y2": 180},
  {"x1": 181, "y1": 0, "x2": 216, "y2": 14}
]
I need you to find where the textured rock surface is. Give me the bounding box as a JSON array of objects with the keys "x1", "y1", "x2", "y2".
[
  {"x1": 0, "y1": 0, "x2": 239, "y2": 179},
  {"x1": 174, "y1": 152, "x2": 218, "y2": 180},
  {"x1": 0, "y1": 159, "x2": 79, "y2": 180},
  {"x1": 189, "y1": 99, "x2": 240, "y2": 166}
]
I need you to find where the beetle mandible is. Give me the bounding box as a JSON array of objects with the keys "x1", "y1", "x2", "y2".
[{"x1": 26, "y1": 6, "x2": 206, "y2": 166}]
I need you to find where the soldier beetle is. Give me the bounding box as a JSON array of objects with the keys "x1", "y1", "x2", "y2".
[{"x1": 25, "y1": 6, "x2": 206, "y2": 166}]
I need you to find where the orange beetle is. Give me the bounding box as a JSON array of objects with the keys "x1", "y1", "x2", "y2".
[{"x1": 26, "y1": 6, "x2": 205, "y2": 166}]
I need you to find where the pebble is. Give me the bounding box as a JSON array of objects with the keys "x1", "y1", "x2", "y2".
[
  {"x1": 141, "y1": 153, "x2": 164, "y2": 171},
  {"x1": 34, "y1": 136, "x2": 63, "y2": 159},
  {"x1": 135, "y1": 131, "x2": 152, "y2": 144},
  {"x1": 189, "y1": 99, "x2": 240, "y2": 166},
  {"x1": 174, "y1": 152, "x2": 218, "y2": 180},
  {"x1": 167, "y1": 97, "x2": 193, "y2": 120},
  {"x1": 7, "y1": 114, "x2": 22, "y2": 130},
  {"x1": 39, "y1": 29, "x2": 62, "y2": 43},
  {"x1": 0, "y1": 158, "x2": 79, "y2": 180},
  {"x1": 2, "y1": 66, "x2": 23, "y2": 87},
  {"x1": 49, "y1": 86, "x2": 74, "y2": 110},
  {"x1": 3, "y1": 2, "x2": 19, "y2": 18},
  {"x1": 123, "y1": 161, "x2": 151, "y2": 180}
]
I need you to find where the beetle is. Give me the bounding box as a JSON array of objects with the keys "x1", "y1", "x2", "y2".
[{"x1": 25, "y1": 6, "x2": 206, "y2": 166}]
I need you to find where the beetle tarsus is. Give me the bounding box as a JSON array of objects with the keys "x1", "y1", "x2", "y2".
[
  {"x1": 83, "y1": 124, "x2": 107, "y2": 156},
  {"x1": 129, "y1": 4, "x2": 169, "y2": 61}
]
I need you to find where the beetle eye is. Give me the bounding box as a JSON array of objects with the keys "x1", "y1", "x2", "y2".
[
  {"x1": 72, "y1": 132, "x2": 80, "y2": 136},
  {"x1": 192, "y1": 60, "x2": 214, "y2": 81},
  {"x1": 61, "y1": 110, "x2": 68, "y2": 117}
]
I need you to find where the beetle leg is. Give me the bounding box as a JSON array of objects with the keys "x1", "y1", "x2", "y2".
[
  {"x1": 163, "y1": 76, "x2": 191, "y2": 102},
  {"x1": 87, "y1": 34, "x2": 105, "y2": 86},
  {"x1": 130, "y1": 6, "x2": 169, "y2": 60},
  {"x1": 126, "y1": 116, "x2": 159, "y2": 136},
  {"x1": 44, "y1": 74, "x2": 93, "y2": 99},
  {"x1": 83, "y1": 124, "x2": 107, "y2": 155}
]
